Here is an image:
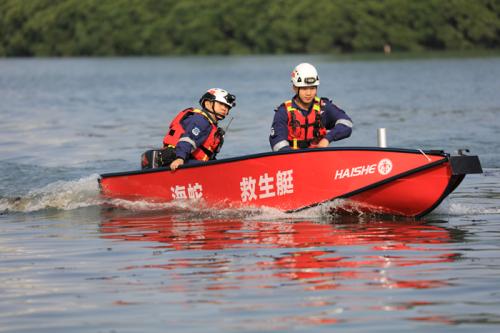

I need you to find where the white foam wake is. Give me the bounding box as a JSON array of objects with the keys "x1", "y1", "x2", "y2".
[
  {"x1": 2, "y1": 176, "x2": 497, "y2": 219},
  {"x1": 430, "y1": 197, "x2": 500, "y2": 217},
  {"x1": 0, "y1": 174, "x2": 102, "y2": 213},
  {"x1": 434, "y1": 202, "x2": 500, "y2": 216}
]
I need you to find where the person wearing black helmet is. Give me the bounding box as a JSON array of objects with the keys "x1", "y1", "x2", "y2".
[{"x1": 141, "y1": 88, "x2": 236, "y2": 171}]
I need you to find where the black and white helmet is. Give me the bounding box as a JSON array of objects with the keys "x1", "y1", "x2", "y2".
[{"x1": 199, "y1": 88, "x2": 236, "y2": 109}]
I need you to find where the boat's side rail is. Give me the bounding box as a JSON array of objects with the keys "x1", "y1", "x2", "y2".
[{"x1": 100, "y1": 147, "x2": 448, "y2": 179}]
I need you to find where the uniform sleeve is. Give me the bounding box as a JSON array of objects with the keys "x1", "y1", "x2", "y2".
[
  {"x1": 175, "y1": 114, "x2": 212, "y2": 161},
  {"x1": 269, "y1": 105, "x2": 292, "y2": 151},
  {"x1": 321, "y1": 99, "x2": 353, "y2": 142}
]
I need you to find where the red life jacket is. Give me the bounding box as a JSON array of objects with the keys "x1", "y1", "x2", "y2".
[
  {"x1": 162, "y1": 108, "x2": 223, "y2": 161},
  {"x1": 285, "y1": 96, "x2": 326, "y2": 148}
]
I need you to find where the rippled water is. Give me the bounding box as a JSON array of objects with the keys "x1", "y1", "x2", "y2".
[{"x1": 1, "y1": 55, "x2": 500, "y2": 332}]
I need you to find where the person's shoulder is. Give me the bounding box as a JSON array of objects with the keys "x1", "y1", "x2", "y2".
[
  {"x1": 274, "y1": 100, "x2": 289, "y2": 113},
  {"x1": 187, "y1": 112, "x2": 212, "y2": 128},
  {"x1": 319, "y1": 97, "x2": 333, "y2": 105},
  {"x1": 320, "y1": 97, "x2": 343, "y2": 110}
]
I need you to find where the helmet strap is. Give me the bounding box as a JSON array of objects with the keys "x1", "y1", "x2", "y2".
[
  {"x1": 202, "y1": 101, "x2": 223, "y2": 122},
  {"x1": 214, "y1": 112, "x2": 225, "y2": 121}
]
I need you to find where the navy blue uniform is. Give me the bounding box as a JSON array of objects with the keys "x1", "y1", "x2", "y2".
[
  {"x1": 269, "y1": 97, "x2": 353, "y2": 151},
  {"x1": 175, "y1": 113, "x2": 213, "y2": 162}
]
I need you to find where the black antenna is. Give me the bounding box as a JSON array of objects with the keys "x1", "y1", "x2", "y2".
[{"x1": 224, "y1": 116, "x2": 234, "y2": 133}]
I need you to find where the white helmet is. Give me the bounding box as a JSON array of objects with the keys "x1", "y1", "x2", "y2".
[
  {"x1": 291, "y1": 63, "x2": 320, "y2": 87},
  {"x1": 199, "y1": 88, "x2": 236, "y2": 108}
]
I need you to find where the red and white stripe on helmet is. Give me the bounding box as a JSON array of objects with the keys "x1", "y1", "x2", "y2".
[{"x1": 199, "y1": 88, "x2": 236, "y2": 108}]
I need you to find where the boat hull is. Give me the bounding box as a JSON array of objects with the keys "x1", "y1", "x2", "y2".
[{"x1": 99, "y1": 148, "x2": 482, "y2": 217}]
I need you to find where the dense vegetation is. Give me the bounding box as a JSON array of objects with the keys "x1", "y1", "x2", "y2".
[{"x1": 1, "y1": 0, "x2": 499, "y2": 56}]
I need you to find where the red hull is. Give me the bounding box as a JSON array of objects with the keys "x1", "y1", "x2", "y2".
[{"x1": 99, "y1": 148, "x2": 482, "y2": 217}]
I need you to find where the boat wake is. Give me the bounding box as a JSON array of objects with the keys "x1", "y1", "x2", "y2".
[
  {"x1": 0, "y1": 174, "x2": 102, "y2": 214},
  {"x1": 1, "y1": 174, "x2": 499, "y2": 219},
  {"x1": 0, "y1": 171, "x2": 355, "y2": 220},
  {"x1": 433, "y1": 200, "x2": 500, "y2": 216}
]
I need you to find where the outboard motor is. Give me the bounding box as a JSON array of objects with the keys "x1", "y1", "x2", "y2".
[{"x1": 141, "y1": 149, "x2": 176, "y2": 169}]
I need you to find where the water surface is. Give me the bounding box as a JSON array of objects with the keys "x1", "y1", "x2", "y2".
[{"x1": 1, "y1": 55, "x2": 500, "y2": 332}]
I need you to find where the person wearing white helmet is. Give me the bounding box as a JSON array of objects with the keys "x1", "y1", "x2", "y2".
[
  {"x1": 141, "y1": 88, "x2": 236, "y2": 170},
  {"x1": 269, "y1": 63, "x2": 352, "y2": 151}
]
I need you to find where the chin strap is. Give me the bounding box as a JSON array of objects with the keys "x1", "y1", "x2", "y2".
[
  {"x1": 210, "y1": 101, "x2": 228, "y2": 121},
  {"x1": 214, "y1": 113, "x2": 225, "y2": 121},
  {"x1": 201, "y1": 103, "x2": 221, "y2": 123}
]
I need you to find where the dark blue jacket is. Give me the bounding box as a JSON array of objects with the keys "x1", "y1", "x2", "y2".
[
  {"x1": 175, "y1": 112, "x2": 214, "y2": 162},
  {"x1": 269, "y1": 97, "x2": 353, "y2": 151}
]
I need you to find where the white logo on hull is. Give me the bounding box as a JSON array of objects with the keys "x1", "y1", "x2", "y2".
[
  {"x1": 377, "y1": 158, "x2": 393, "y2": 175},
  {"x1": 171, "y1": 182, "x2": 203, "y2": 199},
  {"x1": 334, "y1": 158, "x2": 393, "y2": 180},
  {"x1": 240, "y1": 169, "x2": 294, "y2": 202}
]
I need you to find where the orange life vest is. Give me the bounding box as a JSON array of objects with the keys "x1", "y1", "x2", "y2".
[
  {"x1": 285, "y1": 96, "x2": 326, "y2": 148},
  {"x1": 162, "y1": 108, "x2": 223, "y2": 161}
]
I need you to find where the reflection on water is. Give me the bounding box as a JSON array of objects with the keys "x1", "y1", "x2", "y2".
[
  {"x1": 2, "y1": 56, "x2": 499, "y2": 332},
  {"x1": 100, "y1": 211, "x2": 463, "y2": 297}
]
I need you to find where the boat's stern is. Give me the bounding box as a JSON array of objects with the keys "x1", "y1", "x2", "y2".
[{"x1": 449, "y1": 153, "x2": 483, "y2": 175}]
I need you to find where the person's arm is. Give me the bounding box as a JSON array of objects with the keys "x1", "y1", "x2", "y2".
[
  {"x1": 269, "y1": 105, "x2": 292, "y2": 151},
  {"x1": 169, "y1": 158, "x2": 184, "y2": 170},
  {"x1": 322, "y1": 99, "x2": 353, "y2": 143},
  {"x1": 171, "y1": 115, "x2": 211, "y2": 170}
]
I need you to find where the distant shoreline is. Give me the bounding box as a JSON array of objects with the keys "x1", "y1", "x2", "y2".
[
  {"x1": 2, "y1": 50, "x2": 500, "y2": 61},
  {"x1": 2, "y1": 0, "x2": 499, "y2": 57}
]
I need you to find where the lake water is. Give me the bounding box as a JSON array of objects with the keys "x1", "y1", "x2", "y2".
[{"x1": 1, "y1": 55, "x2": 500, "y2": 332}]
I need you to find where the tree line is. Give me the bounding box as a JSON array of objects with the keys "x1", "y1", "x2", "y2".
[{"x1": 1, "y1": 0, "x2": 499, "y2": 56}]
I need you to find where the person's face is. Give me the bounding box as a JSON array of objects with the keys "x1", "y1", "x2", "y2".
[
  {"x1": 212, "y1": 101, "x2": 230, "y2": 118},
  {"x1": 294, "y1": 86, "x2": 317, "y2": 104}
]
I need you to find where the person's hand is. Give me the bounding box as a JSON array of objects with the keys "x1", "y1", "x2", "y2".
[
  {"x1": 170, "y1": 158, "x2": 184, "y2": 171},
  {"x1": 317, "y1": 138, "x2": 330, "y2": 148}
]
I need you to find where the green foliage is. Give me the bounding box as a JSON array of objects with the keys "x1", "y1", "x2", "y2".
[{"x1": 1, "y1": 0, "x2": 499, "y2": 56}]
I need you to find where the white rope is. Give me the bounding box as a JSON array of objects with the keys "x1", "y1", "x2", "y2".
[{"x1": 418, "y1": 149, "x2": 431, "y2": 161}]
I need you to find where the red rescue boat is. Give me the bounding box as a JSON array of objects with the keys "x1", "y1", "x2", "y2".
[{"x1": 98, "y1": 148, "x2": 482, "y2": 218}]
